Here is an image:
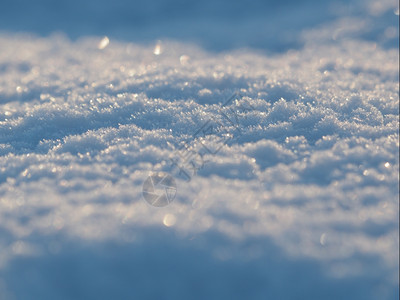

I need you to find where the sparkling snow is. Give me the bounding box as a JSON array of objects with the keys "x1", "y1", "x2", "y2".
[{"x1": 0, "y1": 0, "x2": 399, "y2": 299}]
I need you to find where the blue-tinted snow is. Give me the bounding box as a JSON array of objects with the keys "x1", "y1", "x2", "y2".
[{"x1": 0, "y1": 0, "x2": 399, "y2": 299}]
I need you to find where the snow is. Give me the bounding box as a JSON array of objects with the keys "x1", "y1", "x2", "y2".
[{"x1": 0, "y1": 0, "x2": 399, "y2": 299}]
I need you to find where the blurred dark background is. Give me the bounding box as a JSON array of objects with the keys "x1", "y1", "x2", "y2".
[{"x1": 0, "y1": 0, "x2": 398, "y2": 51}]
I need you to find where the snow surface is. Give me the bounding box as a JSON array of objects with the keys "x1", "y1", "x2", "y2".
[{"x1": 0, "y1": 0, "x2": 399, "y2": 299}]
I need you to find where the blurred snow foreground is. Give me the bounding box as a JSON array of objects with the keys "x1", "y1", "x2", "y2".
[{"x1": 0, "y1": 1, "x2": 399, "y2": 300}]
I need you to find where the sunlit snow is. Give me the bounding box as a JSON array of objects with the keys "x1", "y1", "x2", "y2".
[{"x1": 0, "y1": 0, "x2": 398, "y2": 299}]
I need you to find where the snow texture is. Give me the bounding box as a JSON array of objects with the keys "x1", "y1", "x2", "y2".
[{"x1": 0, "y1": 0, "x2": 399, "y2": 299}]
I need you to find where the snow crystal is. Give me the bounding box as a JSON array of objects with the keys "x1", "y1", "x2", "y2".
[{"x1": 0, "y1": 0, "x2": 398, "y2": 299}]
